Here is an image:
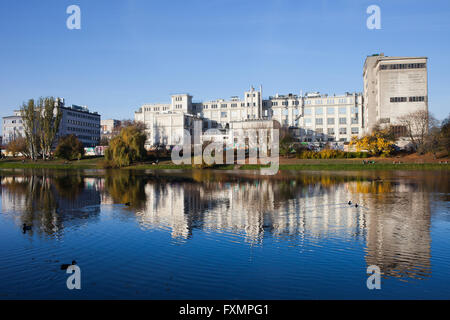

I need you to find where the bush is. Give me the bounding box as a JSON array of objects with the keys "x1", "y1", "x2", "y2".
[
  {"x1": 295, "y1": 149, "x2": 369, "y2": 159},
  {"x1": 54, "y1": 135, "x2": 85, "y2": 161},
  {"x1": 6, "y1": 137, "x2": 28, "y2": 157}
]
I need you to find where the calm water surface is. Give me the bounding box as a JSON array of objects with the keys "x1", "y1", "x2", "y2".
[{"x1": 0, "y1": 169, "x2": 449, "y2": 299}]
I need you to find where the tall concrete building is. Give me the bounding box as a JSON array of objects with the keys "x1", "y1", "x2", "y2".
[{"x1": 363, "y1": 53, "x2": 428, "y2": 133}]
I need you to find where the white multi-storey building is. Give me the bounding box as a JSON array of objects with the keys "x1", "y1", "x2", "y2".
[
  {"x1": 134, "y1": 87, "x2": 364, "y2": 148},
  {"x1": 2, "y1": 110, "x2": 23, "y2": 145}
]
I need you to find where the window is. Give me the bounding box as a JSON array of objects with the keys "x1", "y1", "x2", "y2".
[
  {"x1": 272, "y1": 101, "x2": 278, "y2": 106},
  {"x1": 339, "y1": 128, "x2": 347, "y2": 135},
  {"x1": 304, "y1": 108, "x2": 312, "y2": 115},
  {"x1": 380, "y1": 63, "x2": 426, "y2": 70},
  {"x1": 351, "y1": 107, "x2": 359, "y2": 114},
  {"x1": 327, "y1": 118, "x2": 335, "y2": 125},
  {"x1": 327, "y1": 107, "x2": 335, "y2": 114},
  {"x1": 351, "y1": 127, "x2": 359, "y2": 134},
  {"x1": 315, "y1": 99, "x2": 323, "y2": 104},
  {"x1": 390, "y1": 97, "x2": 407, "y2": 103},
  {"x1": 327, "y1": 99, "x2": 334, "y2": 104},
  {"x1": 221, "y1": 112, "x2": 227, "y2": 118},
  {"x1": 316, "y1": 107, "x2": 323, "y2": 115},
  {"x1": 315, "y1": 118, "x2": 323, "y2": 125},
  {"x1": 339, "y1": 118, "x2": 347, "y2": 125},
  {"x1": 339, "y1": 107, "x2": 347, "y2": 114},
  {"x1": 221, "y1": 104, "x2": 227, "y2": 108},
  {"x1": 409, "y1": 96, "x2": 426, "y2": 102},
  {"x1": 351, "y1": 117, "x2": 358, "y2": 124},
  {"x1": 283, "y1": 109, "x2": 289, "y2": 116},
  {"x1": 316, "y1": 128, "x2": 323, "y2": 134},
  {"x1": 304, "y1": 118, "x2": 312, "y2": 126},
  {"x1": 327, "y1": 128, "x2": 335, "y2": 135}
]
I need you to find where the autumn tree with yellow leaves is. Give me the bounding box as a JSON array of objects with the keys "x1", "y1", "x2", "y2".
[{"x1": 350, "y1": 127, "x2": 395, "y2": 157}]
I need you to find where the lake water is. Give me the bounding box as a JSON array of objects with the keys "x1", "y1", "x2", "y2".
[{"x1": 0, "y1": 169, "x2": 449, "y2": 299}]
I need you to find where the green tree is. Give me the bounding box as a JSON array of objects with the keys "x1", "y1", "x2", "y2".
[
  {"x1": 54, "y1": 134, "x2": 85, "y2": 161},
  {"x1": 20, "y1": 99, "x2": 40, "y2": 159},
  {"x1": 38, "y1": 97, "x2": 62, "y2": 160},
  {"x1": 105, "y1": 124, "x2": 147, "y2": 167}
]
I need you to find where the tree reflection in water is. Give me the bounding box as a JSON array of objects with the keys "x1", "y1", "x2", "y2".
[{"x1": 1, "y1": 168, "x2": 448, "y2": 282}]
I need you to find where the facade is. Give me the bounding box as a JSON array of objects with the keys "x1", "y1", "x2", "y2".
[
  {"x1": 1, "y1": 110, "x2": 23, "y2": 145},
  {"x1": 57, "y1": 104, "x2": 101, "y2": 147},
  {"x1": 101, "y1": 119, "x2": 121, "y2": 135},
  {"x1": 135, "y1": 100, "x2": 203, "y2": 148},
  {"x1": 363, "y1": 53, "x2": 428, "y2": 132},
  {"x1": 135, "y1": 88, "x2": 364, "y2": 148},
  {"x1": 2, "y1": 100, "x2": 101, "y2": 148}
]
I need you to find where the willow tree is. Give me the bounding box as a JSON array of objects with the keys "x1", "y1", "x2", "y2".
[
  {"x1": 105, "y1": 124, "x2": 147, "y2": 167},
  {"x1": 20, "y1": 99, "x2": 40, "y2": 160},
  {"x1": 38, "y1": 97, "x2": 62, "y2": 159}
]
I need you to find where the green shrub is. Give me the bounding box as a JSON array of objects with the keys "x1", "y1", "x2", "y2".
[{"x1": 54, "y1": 135, "x2": 84, "y2": 161}]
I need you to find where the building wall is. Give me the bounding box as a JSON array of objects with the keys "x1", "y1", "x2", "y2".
[
  {"x1": 2, "y1": 111, "x2": 24, "y2": 145},
  {"x1": 58, "y1": 106, "x2": 101, "y2": 147},
  {"x1": 2, "y1": 104, "x2": 101, "y2": 148},
  {"x1": 363, "y1": 54, "x2": 428, "y2": 131}
]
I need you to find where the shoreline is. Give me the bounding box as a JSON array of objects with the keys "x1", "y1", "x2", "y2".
[{"x1": 0, "y1": 159, "x2": 448, "y2": 171}]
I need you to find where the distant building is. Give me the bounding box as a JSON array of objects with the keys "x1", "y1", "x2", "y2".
[
  {"x1": 2, "y1": 110, "x2": 23, "y2": 145},
  {"x1": 2, "y1": 99, "x2": 101, "y2": 148},
  {"x1": 101, "y1": 119, "x2": 121, "y2": 135},
  {"x1": 135, "y1": 88, "x2": 364, "y2": 148},
  {"x1": 363, "y1": 53, "x2": 428, "y2": 133},
  {"x1": 58, "y1": 104, "x2": 101, "y2": 147}
]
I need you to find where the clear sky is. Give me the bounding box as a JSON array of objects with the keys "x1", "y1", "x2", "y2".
[{"x1": 1, "y1": 0, "x2": 449, "y2": 132}]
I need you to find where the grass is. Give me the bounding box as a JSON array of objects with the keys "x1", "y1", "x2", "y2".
[
  {"x1": 0, "y1": 157, "x2": 101, "y2": 170},
  {"x1": 239, "y1": 163, "x2": 450, "y2": 171},
  {"x1": 1, "y1": 157, "x2": 448, "y2": 171}
]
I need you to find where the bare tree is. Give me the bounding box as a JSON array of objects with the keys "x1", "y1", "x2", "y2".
[{"x1": 397, "y1": 109, "x2": 438, "y2": 153}]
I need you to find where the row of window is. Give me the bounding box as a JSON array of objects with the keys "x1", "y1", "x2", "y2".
[
  {"x1": 4, "y1": 119, "x2": 23, "y2": 124},
  {"x1": 73, "y1": 135, "x2": 100, "y2": 141},
  {"x1": 304, "y1": 127, "x2": 359, "y2": 135},
  {"x1": 66, "y1": 111, "x2": 99, "y2": 121},
  {"x1": 305, "y1": 98, "x2": 352, "y2": 105},
  {"x1": 67, "y1": 126, "x2": 100, "y2": 135},
  {"x1": 304, "y1": 107, "x2": 358, "y2": 115},
  {"x1": 67, "y1": 119, "x2": 100, "y2": 128},
  {"x1": 304, "y1": 117, "x2": 358, "y2": 125},
  {"x1": 390, "y1": 96, "x2": 426, "y2": 103},
  {"x1": 380, "y1": 63, "x2": 426, "y2": 70}
]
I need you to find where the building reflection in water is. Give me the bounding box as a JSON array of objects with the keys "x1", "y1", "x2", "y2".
[{"x1": 1, "y1": 170, "x2": 445, "y2": 281}]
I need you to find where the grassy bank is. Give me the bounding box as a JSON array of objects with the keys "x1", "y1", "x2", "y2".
[
  {"x1": 0, "y1": 158, "x2": 100, "y2": 170},
  {"x1": 1, "y1": 158, "x2": 448, "y2": 171}
]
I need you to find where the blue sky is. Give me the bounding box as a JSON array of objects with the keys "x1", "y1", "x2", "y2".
[{"x1": 1, "y1": 0, "x2": 449, "y2": 132}]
